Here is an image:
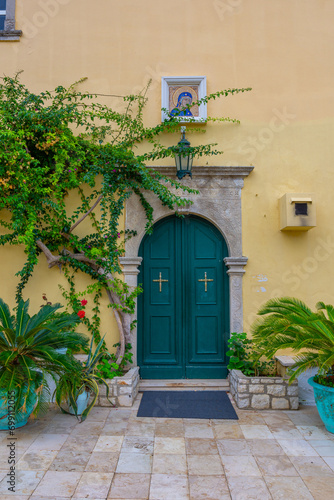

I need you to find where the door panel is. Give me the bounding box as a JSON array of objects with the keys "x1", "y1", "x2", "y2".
[{"x1": 138, "y1": 215, "x2": 229, "y2": 379}]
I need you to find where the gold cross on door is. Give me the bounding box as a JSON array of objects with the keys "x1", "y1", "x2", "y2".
[
  {"x1": 198, "y1": 272, "x2": 214, "y2": 292},
  {"x1": 152, "y1": 272, "x2": 169, "y2": 292}
]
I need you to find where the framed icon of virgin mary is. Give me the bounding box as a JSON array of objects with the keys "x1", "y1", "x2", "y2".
[{"x1": 161, "y1": 76, "x2": 207, "y2": 122}]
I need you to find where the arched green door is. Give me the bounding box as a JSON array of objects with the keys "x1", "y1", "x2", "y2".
[{"x1": 138, "y1": 215, "x2": 229, "y2": 379}]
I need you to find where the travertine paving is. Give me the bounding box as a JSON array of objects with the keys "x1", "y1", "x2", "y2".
[{"x1": 1, "y1": 394, "x2": 334, "y2": 499}]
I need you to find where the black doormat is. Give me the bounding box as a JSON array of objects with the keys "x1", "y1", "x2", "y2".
[{"x1": 137, "y1": 390, "x2": 238, "y2": 419}]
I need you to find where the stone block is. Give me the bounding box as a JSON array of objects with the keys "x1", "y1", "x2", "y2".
[
  {"x1": 267, "y1": 385, "x2": 286, "y2": 397},
  {"x1": 251, "y1": 378, "x2": 261, "y2": 384},
  {"x1": 287, "y1": 385, "x2": 299, "y2": 396},
  {"x1": 261, "y1": 378, "x2": 274, "y2": 384},
  {"x1": 98, "y1": 396, "x2": 116, "y2": 407},
  {"x1": 237, "y1": 397, "x2": 250, "y2": 409},
  {"x1": 119, "y1": 385, "x2": 133, "y2": 395},
  {"x1": 118, "y1": 394, "x2": 134, "y2": 407},
  {"x1": 289, "y1": 397, "x2": 299, "y2": 410},
  {"x1": 251, "y1": 394, "x2": 270, "y2": 409},
  {"x1": 237, "y1": 384, "x2": 249, "y2": 393},
  {"x1": 275, "y1": 378, "x2": 285, "y2": 383},
  {"x1": 272, "y1": 398, "x2": 290, "y2": 410},
  {"x1": 249, "y1": 384, "x2": 265, "y2": 394},
  {"x1": 117, "y1": 378, "x2": 132, "y2": 387}
]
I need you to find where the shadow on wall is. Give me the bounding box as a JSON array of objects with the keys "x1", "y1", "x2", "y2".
[{"x1": 298, "y1": 368, "x2": 317, "y2": 405}]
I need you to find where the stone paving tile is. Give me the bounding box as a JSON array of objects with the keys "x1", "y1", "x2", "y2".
[
  {"x1": 296, "y1": 425, "x2": 329, "y2": 440},
  {"x1": 61, "y1": 435, "x2": 98, "y2": 452},
  {"x1": 72, "y1": 471, "x2": 114, "y2": 498},
  {"x1": 94, "y1": 435, "x2": 124, "y2": 453},
  {"x1": 121, "y1": 436, "x2": 154, "y2": 454},
  {"x1": 247, "y1": 439, "x2": 285, "y2": 456},
  {"x1": 155, "y1": 420, "x2": 184, "y2": 437},
  {"x1": 255, "y1": 455, "x2": 298, "y2": 476},
  {"x1": 70, "y1": 421, "x2": 105, "y2": 436},
  {"x1": 154, "y1": 437, "x2": 186, "y2": 454},
  {"x1": 286, "y1": 409, "x2": 324, "y2": 426},
  {"x1": 269, "y1": 427, "x2": 303, "y2": 440},
  {"x1": 152, "y1": 453, "x2": 187, "y2": 474},
  {"x1": 262, "y1": 412, "x2": 295, "y2": 427},
  {"x1": 107, "y1": 473, "x2": 150, "y2": 499},
  {"x1": 213, "y1": 423, "x2": 244, "y2": 440},
  {"x1": 106, "y1": 409, "x2": 133, "y2": 422},
  {"x1": 187, "y1": 455, "x2": 224, "y2": 475},
  {"x1": 125, "y1": 422, "x2": 155, "y2": 437},
  {"x1": 217, "y1": 439, "x2": 252, "y2": 456},
  {"x1": 116, "y1": 452, "x2": 153, "y2": 473},
  {"x1": 49, "y1": 450, "x2": 92, "y2": 471},
  {"x1": 149, "y1": 473, "x2": 189, "y2": 499},
  {"x1": 17, "y1": 449, "x2": 58, "y2": 470},
  {"x1": 85, "y1": 451, "x2": 119, "y2": 472},
  {"x1": 227, "y1": 476, "x2": 271, "y2": 500},
  {"x1": 0, "y1": 496, "x2": 30, "y2": 500},
  {"x1": 42, "y1": 419, "x2": 78, "y2": 434},
  {"x1": 102, "y1": 420, "x2": 129, "y2": 435},
  {"x1": 184, "y1": 423, "x2": 215, "y2": 438},
  {"x1": 221, "y1": 455, "x2": 261, "y2": 477},
  {"x1": 302, "y1": 475, "x2": 334, "y2": 500},
  {"x1": 27, "y1": 433, "x2": 69, "y2": 451},
  {"x1": 188, "y1": 475, "x2": 231, "y2": 499},
  {"x1": 86, "y1": 407, "x2": 111, "y2": 421},
  {"x1": 239, "y1": 425, "x2": 273, "y2": 440},
  {"x1": 32, "y1": 470, "x2": 82, "y2": 497},
  {"x1": 185, "y1": 438, "x2": 218, "y2": 455},
  {"x1": 131, "y1": 417, "x2": 156, "y2": 424},
  {"x1": 265, "y1": 475, "x2": 314, "y2": 499},
  {"x1": 0, "y1": 470, "x2": 45, "y2": 496},
  {"x1": 308, "y1": 439, "x2": 334, "y2": 456},
  {"x1": 289, "y1": 455, "x2": 334, "y2": 476},
  {"x1": 234, "y1": 412, "x2": 265, "y2": 425},
  {"x1": 277, "y1": 438, "x2": 319, "y2": 456},
  {"x1": 323, "y1": 455, "x2": 334, "y2": 470}
]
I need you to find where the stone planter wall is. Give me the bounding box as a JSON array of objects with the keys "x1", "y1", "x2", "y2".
[
  {"x1": 97, "y1": 367, "x2": 140, "y2": 407},
  {"x1": 229, "y1": 369, "x2": 299, "y2": 410}
]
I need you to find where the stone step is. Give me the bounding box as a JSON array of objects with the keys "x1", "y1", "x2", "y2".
[{"x1": 139, "y1": 379, "x2": 230, "y2": 392}]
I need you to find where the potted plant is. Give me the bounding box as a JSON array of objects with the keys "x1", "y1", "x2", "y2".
[
  {"x1": 251, "y1": 297, "x2": 334, "y2": 432},
  {"x1": 0, "y1": 298, "x2": 88, "y2": 430},
  {"x1": 54, "y1": 336, "x2": 113, "y2": 422},
  {"x1": 226, "y1": 332, "x2": 297, "y2": 411}
]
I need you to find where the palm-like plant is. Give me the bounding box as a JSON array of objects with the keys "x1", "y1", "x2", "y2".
[
  {"x1": 54, "y1": 336, "x2": 113, "y2": 422},
  {"x1": 251, "y1": 297, "x2": 334, "y2": 382},
  {"x1": 0, "y1": 298, "x2": 88, "y2": 425}
]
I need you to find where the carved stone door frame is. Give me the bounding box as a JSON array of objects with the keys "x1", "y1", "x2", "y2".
[{"x1": 119, "y1": 165, "x2": 253, "y2": 365}]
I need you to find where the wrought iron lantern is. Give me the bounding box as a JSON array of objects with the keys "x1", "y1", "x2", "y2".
[{"x1": 174, "y1": 128, "x2": 193, "y2": 180}]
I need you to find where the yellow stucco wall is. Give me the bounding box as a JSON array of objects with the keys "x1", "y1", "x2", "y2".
[{"x1": 1, "y1": 0, "x2": 334, "y2": 344}]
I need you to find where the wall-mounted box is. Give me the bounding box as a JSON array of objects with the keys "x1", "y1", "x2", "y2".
[{"x1": 279, "y1": 193, "x2": 316, "y2": 231}]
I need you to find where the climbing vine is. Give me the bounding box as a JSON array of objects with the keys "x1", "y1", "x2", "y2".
[{"x1": 0, "y1": 73, "x2": 251, "y2": 363}]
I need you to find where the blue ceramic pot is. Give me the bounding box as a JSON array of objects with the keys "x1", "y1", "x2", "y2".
[
  {"x1": 308, "y1": 377, "x2": 334, "y2": 433},
  {"x1": 0, "y1": 388, "x2": 38, "y2": 431},
  {"x1": 68, "y1": 390, "x2": 90, "y2": 416}
]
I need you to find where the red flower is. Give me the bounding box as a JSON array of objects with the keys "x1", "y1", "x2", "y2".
[
  {"x1": 77, "y1": 310, "x2": 85, "y2": 319},
  {"x1": 81, "y1": 299, "x2": 88, "y2": 306}
]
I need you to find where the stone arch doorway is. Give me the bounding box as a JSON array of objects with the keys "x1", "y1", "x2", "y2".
[
  {"x1": 137, "y1": 214, "x2": 230, "y2": 379},
  {"x1": 120, "y1": 165, "x2": 253, "y2": 369}
]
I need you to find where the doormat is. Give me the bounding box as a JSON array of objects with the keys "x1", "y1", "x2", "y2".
[{"x1": 137, "y1": 391, "x2": 238, "y2": 419}]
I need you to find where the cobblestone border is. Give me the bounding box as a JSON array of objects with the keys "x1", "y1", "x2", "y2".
[
  {"x1": 229, "y1": 369, "x2": 299, "y2": 410},
  {"x1": 97, "y1": 367, "x2": 140, "y2": 407}
]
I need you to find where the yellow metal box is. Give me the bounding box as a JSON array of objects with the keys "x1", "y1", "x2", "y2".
[{"x1": 279, "y1": 193, "x2": 316, "y2": 231}]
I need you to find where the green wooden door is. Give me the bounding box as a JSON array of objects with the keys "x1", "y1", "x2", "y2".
[{"x1": 138, "y1": 215, "x2": 229, "y2": 379}]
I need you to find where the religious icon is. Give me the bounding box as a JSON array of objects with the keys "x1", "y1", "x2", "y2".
[
  {"x1": 169, "y1": 85, "x2": 199, "y2": 117},
  {"x1": 161, "y1": 77, "x2": 207, "y2": 122}
]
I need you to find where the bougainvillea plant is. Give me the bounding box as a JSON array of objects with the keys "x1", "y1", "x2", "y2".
[{"x1": 0, "y1": 73, "x2": 250, "y2": 363}]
